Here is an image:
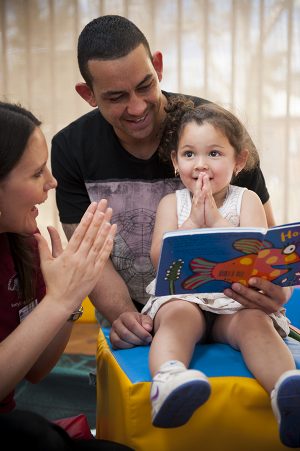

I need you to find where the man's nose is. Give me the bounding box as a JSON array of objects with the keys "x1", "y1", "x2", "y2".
[{"x1": 126, "y1": 93, "x2": 146, "y2": 116}]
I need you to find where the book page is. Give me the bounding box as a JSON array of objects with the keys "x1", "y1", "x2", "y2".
[{"x1": 253, "y1": 221, "x2": 300, "y2": 287}]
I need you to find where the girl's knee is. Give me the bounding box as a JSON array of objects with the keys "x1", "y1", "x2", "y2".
[
  {"x1": 214, "y1": 309, "x2": 275, "y2": 350},
  {"x1": 156, "y1": 300, "x2": 203, "y2": 327},
  {"x1": 236, "y1": 308, "x2": 273, "y2": 326}
]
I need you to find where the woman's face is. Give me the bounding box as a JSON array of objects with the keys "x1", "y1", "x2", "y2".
[{"x1": 0, "y1": 127, "x2": 57, "y2": 235}]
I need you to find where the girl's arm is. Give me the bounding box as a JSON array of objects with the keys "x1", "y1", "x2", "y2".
[
  {"x1": 150, "y1": 193, "x2": 178, "y2": 269},
  {"x1": 239, "y1": 189, "x2": 268, "y2": 228}
]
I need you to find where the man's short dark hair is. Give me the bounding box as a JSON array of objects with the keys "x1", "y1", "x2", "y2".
[{"x1": 78, "y1": 15, "x2": 152, "y2": 87}]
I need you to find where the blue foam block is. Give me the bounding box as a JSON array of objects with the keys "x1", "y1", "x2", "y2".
[
  {"x1": 102, "y1": 330, "x2": 300, "y2": 384},
  {"x1": 285, "y1": 287, "x2": 300, "y2": 328}
]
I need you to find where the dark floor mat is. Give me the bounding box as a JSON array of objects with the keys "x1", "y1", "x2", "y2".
[{"x1": 15, "y1": 354, "x2": 97, "y2": 429}]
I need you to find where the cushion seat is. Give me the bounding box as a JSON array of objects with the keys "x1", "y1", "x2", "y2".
[{"x1": 96, "y1": 288, "x2": 300, "y2": 451}]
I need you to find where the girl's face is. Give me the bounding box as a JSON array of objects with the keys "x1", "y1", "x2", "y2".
[
  {"x1": 172, "y1": 121, "x2": 246, "y2": 199},
  {"x1": 0, "y1": 127, "x2": 57, "y2": 235}
]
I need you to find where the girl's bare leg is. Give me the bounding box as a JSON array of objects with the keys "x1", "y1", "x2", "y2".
[
  {"x1": 212, "y1": 308, "x2": 295, "y2": 393},
  {"x1": 212, "y1": 308, "x2": 300, "y2": 448},
  {"x1": 149, "y1": 300, "x2": 205, "y2": 375},
  {"x1": 149, "y1": 300, "x2": 210, "y2": 428}
]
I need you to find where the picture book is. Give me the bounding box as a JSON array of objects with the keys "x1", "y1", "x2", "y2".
[{"x1": 154, "y1": 221, "x2": 300, "y2": 296}]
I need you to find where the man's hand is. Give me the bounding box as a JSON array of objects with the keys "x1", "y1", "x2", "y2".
[
  {"x1": 224, "y1": 277, "x2": 292, "y2": 314},
  {"x1": 110, "y1": 312, "x2": 153, "y2": 349}
]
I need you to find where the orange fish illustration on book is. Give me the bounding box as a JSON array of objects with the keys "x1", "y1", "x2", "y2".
[{"x1": 182, "y1": 238, "x2": 300, "y2": 290}]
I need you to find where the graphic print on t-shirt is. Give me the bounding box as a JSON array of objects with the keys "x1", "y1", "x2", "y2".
[{"x1": 86, "y1": 178, "x2": 182, "y2": 305}]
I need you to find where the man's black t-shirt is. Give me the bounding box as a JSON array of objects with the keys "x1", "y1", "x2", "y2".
[{"x1": 51, "y1": 91, "x2": 269, "y2": 305}]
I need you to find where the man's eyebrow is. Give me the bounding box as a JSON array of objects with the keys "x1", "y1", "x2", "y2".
[{"x1": 102, "y1": 74, "x2": 153, "y2": 97}]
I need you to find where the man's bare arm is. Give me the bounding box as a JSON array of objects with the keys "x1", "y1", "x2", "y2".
[
  {"x1": 62, "y1": 223, "x2": 80, "y2": 241},
  {"x1": 63, "y1": 223, "x2": 137, "y2": 319},
  {"x1": 62, "y1": 223, "x2": 153, "y2": 348},
  {"x1": 263, "y1": 199, "x2": 276, "y2": 228},
  {"x1": 89, "y1": 258, "x2": 137, "y2": 322}
]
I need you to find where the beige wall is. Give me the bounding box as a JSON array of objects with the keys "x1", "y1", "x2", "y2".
[{"x1": 1, "y1": 0, "x2": 299, "y2": 244}]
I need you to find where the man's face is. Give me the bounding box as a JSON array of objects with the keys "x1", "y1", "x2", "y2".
[{"x1": 86, "y1": 44, "x2": 166, "y2": 146}]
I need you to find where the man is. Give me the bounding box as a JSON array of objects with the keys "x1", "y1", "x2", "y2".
[{"x1": 51, "y1": 15, "x2": 289, "y2": 349}]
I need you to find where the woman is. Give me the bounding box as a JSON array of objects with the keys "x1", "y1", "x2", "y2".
[{"x1": 0, "y1": 101, "x2": 131, "y2": 450}]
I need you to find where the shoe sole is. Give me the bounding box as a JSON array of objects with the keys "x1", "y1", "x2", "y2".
[
  {"x1": 276, "y1": 375, "x2": 300, "y2": 447},
  {"x1": 152, "y1": 379, "x2": 211, "y2": 428}
]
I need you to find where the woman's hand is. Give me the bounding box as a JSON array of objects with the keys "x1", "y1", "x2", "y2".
[{"x1": 34, "y1": 199, "x2": 117, "y2": 311}]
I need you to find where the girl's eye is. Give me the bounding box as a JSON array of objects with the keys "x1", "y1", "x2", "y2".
[
  {"x1": 209, "y1": 150, "x2": 221, "y2": 157},
  {"x1": 184, "y1": 151, "x2": 194, "y2": 158}
]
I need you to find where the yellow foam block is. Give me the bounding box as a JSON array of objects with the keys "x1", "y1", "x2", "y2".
[
  {"x1": 78, "y1": 297, "x2": 96, "y2": 323},
  {"x1": 96, "y1": 329, "x2": 290, "y2": 451}
]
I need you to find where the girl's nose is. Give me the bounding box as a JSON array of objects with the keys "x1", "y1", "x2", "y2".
[{"x1": 194, "y1": 157, "x2": 208, "y2": 171}]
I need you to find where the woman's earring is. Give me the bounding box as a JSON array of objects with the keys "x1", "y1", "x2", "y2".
[
  {"x1": 174, "y1": 168, "x2": 179, "y2": 177},
  {"x1": 234, "y1": 169, "x2": 239, "y2": 177}
]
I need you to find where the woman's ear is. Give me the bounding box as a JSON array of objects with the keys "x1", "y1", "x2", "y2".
[
  {"x1": 75, "y1": 83, "x2": 97, "y2": 108},
  {"x1": 235, "y1": 148, "x2": 249, "y2": 175}
]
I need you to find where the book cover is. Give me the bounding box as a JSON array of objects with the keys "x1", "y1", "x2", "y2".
[{"x1": 154, "y1": 222, "x2": 300, "y2": 296}]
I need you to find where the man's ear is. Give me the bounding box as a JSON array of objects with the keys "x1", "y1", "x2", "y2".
[
  {"x1": 152, "y1": 51, "x2": 163, "y2": 82},
  {"x1": 75, "y1": 83, "x2": 97, "y2": 107},
  {"x1": 170, "y1": 150, "x2": 177, "y2": 170}
]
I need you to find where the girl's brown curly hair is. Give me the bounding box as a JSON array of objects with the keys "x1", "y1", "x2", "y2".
[{"x1": 158, "y1": 96, "x2": 259, "y2": 172}]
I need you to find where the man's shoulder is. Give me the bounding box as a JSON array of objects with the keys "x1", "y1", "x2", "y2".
[
  {"x1": 162, "y1": 90, "x2": 210, "y2": 106},
  {"x1": 52, "y1": 108, "x2": 106, "y2": 142}
]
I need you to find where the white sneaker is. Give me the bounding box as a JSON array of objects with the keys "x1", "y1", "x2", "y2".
[
  {"x1": 271, "y1": 369, "x2": 300, "y2": 448},
  {"x1": 151, "y1": 361, "x2": 211, "y2": 428}
]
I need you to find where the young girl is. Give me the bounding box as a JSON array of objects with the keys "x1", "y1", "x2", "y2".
[{"x1": 142, "y1": 98, "x2": 300, "y2": 447}]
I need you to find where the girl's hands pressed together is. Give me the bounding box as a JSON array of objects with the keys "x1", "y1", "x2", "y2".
[{"x1": 182, "y1": 173, "x2": 230, "y2": 230}]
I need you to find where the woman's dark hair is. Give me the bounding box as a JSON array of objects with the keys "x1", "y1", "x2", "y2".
[
  {"x1": 158, "y1": 96, "x2": 259, "y2": 172},
  {"x1": 0, "y1": 101, "x2": 42, "y2": 303}
]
